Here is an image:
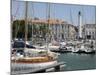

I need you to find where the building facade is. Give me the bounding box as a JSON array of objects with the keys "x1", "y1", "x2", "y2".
[
  {"x1": 29, "y1": 19, "x2": 77, "y2": 41},
  {"x1": 82, "y1": 24, "x2": 96, "y2": 40}
]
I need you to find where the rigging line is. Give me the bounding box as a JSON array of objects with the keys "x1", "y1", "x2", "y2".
[
  {"x1": 82, "y1": 6, "x2": 85, "y2": 25},
  {"x1": 46, "y1": 3, "x2": 48, "y2": 20},
  {"x1": 53, "y1": 4, "x2": 55, "y2": 20},
  {"x1": 31, "y1": 2, "x2": 35, "y2": 19},
  {"x1": 12, "y1": 2, "x2": 20, "y2": 20},
  {"x1": 69, "y1": 8, "x2": 73, "y2": 25},
  {"x1": 47, "y1": 3, "x2": 50, "y2": 38},
  {"x1": 52, "y1": 4, "x2": 55, "y2": 41},
  {"x1": 31, "y1": 2, "x2": 42, "y2": 40},
  {"x1": 46, "y1": 3, "x2": 50, "y2": 30},
  {"x1": 48, "y1": 3, "x2": 50, "y2": 20},
  {"x1": 13, "y1": 8, "x2": 21, "y2": 39},
  {"x1": 12, "y1": 2, "x2": 21, "y2": 39},
  {"x1": 31, "y1": 2, "x2": 35, "y2": 42},
  {"x1": 46, "y1": 3, "x2": 50, "y2": 20}
]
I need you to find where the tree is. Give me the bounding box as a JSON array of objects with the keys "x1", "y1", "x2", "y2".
[
  {"x1": 12, "y1": 20, "x2": 51, "y2": 41},
  {"x1": 12, "y1": 20, "x2": 25, "y2": 39}
]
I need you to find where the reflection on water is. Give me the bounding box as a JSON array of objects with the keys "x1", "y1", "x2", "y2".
[{"x1": 58, "y1": 53, "x2": 96, "y2": 71}]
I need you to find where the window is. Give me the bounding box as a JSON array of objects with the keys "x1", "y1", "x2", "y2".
[{"x1": 89, "y1": 32, "x2": 91, "y2": 35}]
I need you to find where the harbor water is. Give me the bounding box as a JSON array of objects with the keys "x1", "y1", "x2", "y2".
[{"x1": 58, "y1": 52, "x2": 96, "y2": 71}]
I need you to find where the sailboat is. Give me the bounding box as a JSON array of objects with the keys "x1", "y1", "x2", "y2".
[{"x1": 11, "y1": 2, "x2": 58, "y2": 72}]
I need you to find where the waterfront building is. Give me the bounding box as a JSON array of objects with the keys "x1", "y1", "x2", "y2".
[
  {"x1": 68, "y1": 24, "x2": 77, "y2": 40},
  {"x1": 12, "y1": 19, "x2": 77, "y2": 41},
  {"x1": 29, "y1": 19, "x2": 77, "y2": 41},
  {"x1": 82, "y1": 24, "x2": 96, "y2": 40}
]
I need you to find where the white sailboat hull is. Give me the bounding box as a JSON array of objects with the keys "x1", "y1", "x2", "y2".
[{"x1": 11, "y1": 60, "x2": 57, "y2": 71}]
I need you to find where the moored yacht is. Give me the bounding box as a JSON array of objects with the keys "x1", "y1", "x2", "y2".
[
  {"x1": 11, "y1": 47, "x2": 58, "y2": 72},
  {"x1": 11, "y1": 1, "x2": 59, "y2": 72}
]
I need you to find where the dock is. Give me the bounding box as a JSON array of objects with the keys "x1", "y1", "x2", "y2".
[{"x1": 11, "y1": 62, "x2": 66, "y2": 75}]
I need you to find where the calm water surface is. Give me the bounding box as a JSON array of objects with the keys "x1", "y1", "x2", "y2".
[{"x1": 58, "y1": 53, "x2": 96, "y2": 71}]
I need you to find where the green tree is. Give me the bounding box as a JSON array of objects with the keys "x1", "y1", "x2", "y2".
[
  {"x1": 12, "y1": 20, "x2": 51, "y2": 41},
  {"x1": 12, "y1": 20, "x2": 25, "y2": 39}
]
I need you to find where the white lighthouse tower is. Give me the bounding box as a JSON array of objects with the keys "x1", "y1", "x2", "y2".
[{"x1": 78, "y1": 11, "x2": 83, "y2": 39}]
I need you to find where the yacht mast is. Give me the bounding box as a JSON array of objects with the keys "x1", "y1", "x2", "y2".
[
  {"x1": 46, "y1": 3, "x2": 50, "y2": 52},
  {"x1": 25, "y1": 1, "x2": 28, "y2": 48},
  {"x1": 31, "y1": 2, "x2": 34, "y2": 42},
  {"x1": 47, "y1": 3, "x2": 50, "y2": 35}
]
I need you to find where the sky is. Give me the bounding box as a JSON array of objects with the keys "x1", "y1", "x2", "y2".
[{"x1": 11, "y1": 0, "x2": 96, "y2": 26}]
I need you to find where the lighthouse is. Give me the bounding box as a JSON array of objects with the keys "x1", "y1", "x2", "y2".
[{"x1": 78, "y1": 11, "x2": 82, "y2": 39}]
